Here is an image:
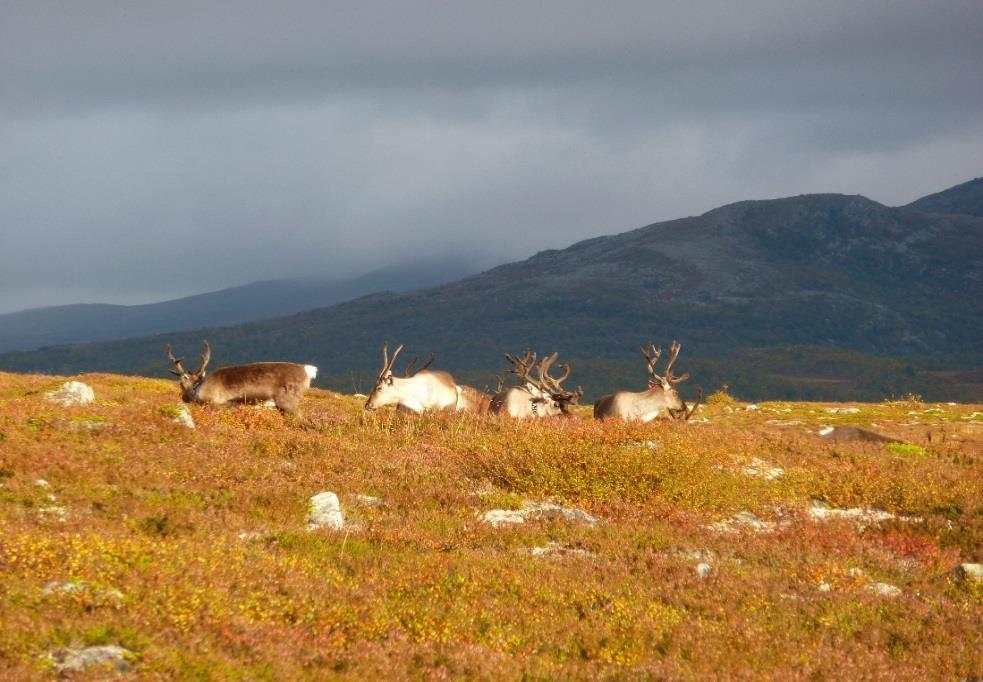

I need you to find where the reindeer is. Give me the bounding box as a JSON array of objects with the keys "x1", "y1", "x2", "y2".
[
  {"x1": 489, "y1": 351, "x2": 582, "y2": 418},
  {"x1": 364, "y1": 342, "x2": 458, "y2": 413},
  {"x1": 593, "y1": 341, "x2": 701, "y2": 421},
  {"x1": 165, "y1": 341, "x2": 317, "y2": 415},
  {"x1": 456, "y1": 385, "x2": 493, "y2": 414}
]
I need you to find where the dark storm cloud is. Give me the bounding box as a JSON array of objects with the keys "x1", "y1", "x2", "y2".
[{"x1": 1, "y1": 0, "x2": 982, "y2": 312}]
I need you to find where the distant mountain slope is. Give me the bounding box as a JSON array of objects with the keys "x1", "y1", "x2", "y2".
[
  {"x1": 2, "y1": 187, "x2": 981, "y2": 401},
  {"x1": 0, "y1": 257, "x2": 480, "y2": 353},
  {"x1": 904, "y1": 177, "x2": 983, "y2": 217}
]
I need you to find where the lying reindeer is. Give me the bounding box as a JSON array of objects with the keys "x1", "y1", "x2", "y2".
[
  {"x1": 489, "y1": 351, "x2": 582, "y2": 418},
  {"x1": 456, "y1": 385, "x2": 493, "y2": 414},
  {"x1": 593, "y1": 341, "x2": 701, "y2": 421},
  {"x1": 165, "y1": 341, "x2": 317, "y2": 415},
  {"x1": 364, "y1": 342, "x2": 458, "y2": 413}
]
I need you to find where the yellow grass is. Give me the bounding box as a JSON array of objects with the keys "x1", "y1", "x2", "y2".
[{"x1": 0, "y1": 371, "x2": 981, "y2": 679}]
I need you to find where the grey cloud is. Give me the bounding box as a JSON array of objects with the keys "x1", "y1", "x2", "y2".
[{"x1": 1, "y1": 0, "x2": 981, "y2": 312}]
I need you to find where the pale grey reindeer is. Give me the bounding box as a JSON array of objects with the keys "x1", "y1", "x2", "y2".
[
  {"x1": 364, "y1": 342, "x2": 459, "y2": 413},
  {"x1": 489, "y1": 351, "x2": 582, "y2": 418},
  {"x1": 593, "y1": 341, "x2": 701, "y2": 421},
  {"x1": 165, "y1": 341, "x2": 317, "y2": 415}
]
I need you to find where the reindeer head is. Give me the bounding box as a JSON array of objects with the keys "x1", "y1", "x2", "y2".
[
  {"x1": 641, "y1": 340, "x2": 689, "y2": 413},
  {"x1": 165, "y1": 341, "x2": 211, "y2": 402},
  {"x1": 504, "y1": 350, "x2": 582, "y2": 416},
  {"x1": 365, "y1": 342, "x2": 402, "y2": 410},
  {"x1": 536, "y1": 352, "x2": 583, "y2": 415}
]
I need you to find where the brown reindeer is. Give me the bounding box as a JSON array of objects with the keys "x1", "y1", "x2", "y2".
[
  {"x1": 165, "y1": 341, "x2": 317, "y2": 415},
  {"x1": 456, "y1": 385, "x2": 493, "y2": 414},
  {"x1": 594, "y1": 341, "x2": 701, "y2": 421}
]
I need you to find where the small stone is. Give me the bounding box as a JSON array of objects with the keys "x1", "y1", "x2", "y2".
[
  {"x1": 806, "y1": 500, "x2": 920, "y2": 528},
  {"x1": 34, "y1": 478, "x2": 50, "y2": 488},
  {"x1": 353, "y1": 494, "x2": 384, "y2": 507},
  {"x1": 237, "y1": 531, "x2": 266, "y2": 542},
  {"x1": 741, "y1": 457, "x2": 784, "y2": 480},
  {"x1": 480, "y1": 509, "x2": 527, "y2": 527},
  {"x1": 817, "y1": 582, "x2": 832, "y2": 592},
  {"x1": 868, "y1": 582, "x2": 902, "y2": 598},
  {"x1": 44, "y1": 381, "x2": 95, "y2": 406},
  {"x1": 38, "y1": 506, "x2": 68, "y2": 522},
  {"x1": 50, "y1": 645, "x2": 132, "y2": 673},
  {"x1": 955, "y1": 563, "x2": 983, "y2": 582},
  {"x1": 817, "y1": 426, "x2": 835, "y2": 436},
  {"x1": 528, "y1": 541, "x2": 594, "y2": 558},
  {"x1": 695, "y1": 562, "x2": 713, "y2": 578},
  {"x1": 42, "y1": 580, "x2": 86, "y2": 595},
  {"x1": 480, "y1": 500, "x2": 598, "y2": 528},
  {"x1": 745, "y1": 404, "x2": 759, "y2": 411},
  {"x1": 708, "y1": 511, "x2": 780, "y2": 534},
  {"x1": 307, "y1": 491, "x2": 344, "y2": 530},
  {"x1": 172, "y1": 405, "x2": 195, "y2": 429}
]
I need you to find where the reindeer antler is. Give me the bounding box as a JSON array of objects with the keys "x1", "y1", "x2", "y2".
[
  {"x1": 504, "y1": 351, "x2": 538, "y2": 387},
  {"x1": 379, "y1": 341, "x2": 404, "y2": 378},
  {"x1": 165, "y1": 344, "x2": 188, "y2": 376},
  {"x1": 404, "y1": 352, "x2": 435, "y2": 377},
  {"x1": 538, "y1": 353, "x2": 581, "y2": 404},
  {"x1": 197, "y1": 341, "x2": 211, "y2": 376},
  {"x1": 663, "y1": 340, "x2": 689, "y2": 385}
]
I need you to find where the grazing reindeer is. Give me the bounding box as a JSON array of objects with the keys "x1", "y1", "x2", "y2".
[
  {"x1": 364, "y1": 342, "x2": 458, "y2": 413},
  {"x1": 489, "y1": 351, "x2": 582, "y2": 418},
  {"x1": 593, "y1": 341, "x2": 701, "y2": 421},
  {"x1": 165, "y1": 341, "x2": 317, "y2": 415}
]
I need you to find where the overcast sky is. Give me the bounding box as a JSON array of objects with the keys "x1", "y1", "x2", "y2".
[{"x1": 1, "y1": 1, "x2": 982, "y2": 313}]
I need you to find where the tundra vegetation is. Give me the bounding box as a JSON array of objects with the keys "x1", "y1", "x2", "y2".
[{"x1": 0, "y1": 370, "x2": 981, "y2": 678}]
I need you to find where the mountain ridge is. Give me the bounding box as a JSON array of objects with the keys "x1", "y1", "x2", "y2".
[
  {"x1": 3, "y1": 180, "x2": 981, "y2": 402},
  {"x1": 0, "y1": 256, "x2": 483, "y2": 353}
]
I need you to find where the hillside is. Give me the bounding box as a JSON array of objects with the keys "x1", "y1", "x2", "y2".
[
  {"x1": 0, "y1": 372, "x2": 981, "y2": 677},
  {"x1": 0, "y1": 256, "x2": 480, "y2": 353},
  {"x1": 905, "y1": 177, "x2": 983, "y2": 217},
  {"x1": 2, "y1": 188, "x2": 980, "y2": 402}
]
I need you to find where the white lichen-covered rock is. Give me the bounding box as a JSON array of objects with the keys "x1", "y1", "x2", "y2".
[
  {"x1": 38, "y1": 505, "x2": 68, "y2": 522},
  {"x1": 868, "y1": 582, "x2": 902, "y2": 598},
  {"x1": 695, "y1": 562, "x2": 713, "y2": 578},
  {"x1": 741, "y1": 457, "x2": 784, "y2": 480},
  {"x1": 825, "y1": 407, "x2": 860, "y2": 414},
  {"x1": 308, "y1": 491, "x2": 344, "y2": 530},
  {"x1": 480, "y1": 500, "x2": 597, "y2": 528},
  {"x1": 42, "y1": 580, "x2": 123, "y2": 603},
  {"x1": 49, "y1": 645, "x2": 132, "y2": 673},
  {"x1": 806, "y1": 500, "x2": 921, "y2": 528},
  {"x1": 528, "y1": 541, "x2": 595, "y2": 558},
  {"x1": 708, "y1": 511, "x2": 782, "y2": 534},
  {"x1": 45, "y1": 381, "x2": 95, "y2": 406},
  {"x1": 955, "y1": 563, "x2": 983, "y2": 582},
  {"x1": 42, "y1": 580, "x2": 87, "y2": 595},
  {"x1": 172, "y1": 404, "x2": 195, "y2": 428}
]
